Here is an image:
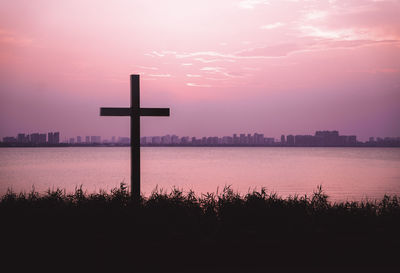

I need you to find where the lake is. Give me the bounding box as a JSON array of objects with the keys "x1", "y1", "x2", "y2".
[{"x1": 1, "y1": 147, "x2": 399, "y2": 202}]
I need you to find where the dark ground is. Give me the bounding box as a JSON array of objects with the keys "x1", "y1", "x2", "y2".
[{"x1": 2, "y1": 186, "x2": 399, "y2": 272}]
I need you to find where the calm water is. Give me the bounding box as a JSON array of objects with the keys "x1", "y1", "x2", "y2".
[{"x1": 1, "y1": 147, "x2": 400, "y2": 201}]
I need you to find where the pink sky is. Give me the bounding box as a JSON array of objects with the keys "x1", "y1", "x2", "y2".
[{"x1": 1, "y1": 0, "x2": 399, "y2": 141}]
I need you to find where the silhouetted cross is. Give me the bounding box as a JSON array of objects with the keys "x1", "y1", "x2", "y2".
[{"x1": 100, "y1": 74, "x2": 170, "y2": 199}]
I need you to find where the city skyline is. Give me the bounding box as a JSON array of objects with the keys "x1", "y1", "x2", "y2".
[
  {"x1": 1, "y1": 1, "x2": 399, "y2": 142},
  {"x1": 3, "y1": 129, "x2": 400, "y2": 147}
]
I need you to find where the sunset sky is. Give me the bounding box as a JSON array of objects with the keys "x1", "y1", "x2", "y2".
[{"x1": 1, "y1": 0, "x2": 399, "y2": 141}]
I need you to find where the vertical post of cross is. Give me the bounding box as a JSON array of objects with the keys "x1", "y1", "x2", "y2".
[
  {"x1": 131, "y1": 75, "x2": 140, "y2": 200},
  {"x1": 100, "y1": 74, "x2": 169, "y2": 200}
]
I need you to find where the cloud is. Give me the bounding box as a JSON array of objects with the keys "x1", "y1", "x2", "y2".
[
  {"x1": 236, "y1": 43, "x2": 301, "y2": 57},
  {"x1": 186, "y1": 83, "x2": 212, "y2": 87},
  {"x1": 304, "y1": 10, "x2": 327, "y2": 21},
  {"x1": 238, "y1": 0, "x2": 270, "y2": 9},
  {"x1": 148, "y1": 74, "x2": 172, "y2": 77},
  {"x1": 260, "y1": 22, "x2": 285, "y2": 30},
  {"x1": 200, "y1": 67, "x2": 225, "y2": 73},
  {"x1": 298, "y1": 25, "x2": 361, "y2": 40},
  {"x1": 136, "y1": 65, "x2": 158, "y2": 70}
]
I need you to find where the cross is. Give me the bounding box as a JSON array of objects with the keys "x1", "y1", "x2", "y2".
[{"x1": 100, "y1": 74, "x2": 170, "y2": 199}]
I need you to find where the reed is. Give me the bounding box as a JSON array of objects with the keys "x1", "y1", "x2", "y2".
[{"x1": 2, "y1": 183, "x2": 399, "y2": 271}]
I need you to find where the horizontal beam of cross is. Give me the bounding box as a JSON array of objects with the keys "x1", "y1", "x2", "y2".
[{"x1": 100, "y1": 107, "x2": 170, "y2": 116}]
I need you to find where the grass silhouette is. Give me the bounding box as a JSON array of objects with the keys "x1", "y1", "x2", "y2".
[{"x1": 2, "y1": 183, "x2": 400, "y2": 272}]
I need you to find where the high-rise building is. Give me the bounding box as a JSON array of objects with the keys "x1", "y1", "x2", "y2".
[
  {"x1": 348, "y1": 136, "x2": 357, "y2": 145},
  {"x1": 265, "y1": 137, "x2": 274, "y2": 145},
  {"x1": 48, "y1": 132, "x2": 54, "y2": 144},
  {"x1": 281, "y1": 135, "x2": 286, "y2": 144},
  {"x1": 239, "y1": 134, "x2": 246, "y2": 145},
  {"x1": 161, "y1": 135, "x2": 171, "y2": 145},
  {"x1": 118, "y1": 137, "x2": 130, "y2": 144},
  {"x1": 77, "y1": 136, "x2": 82, "y2": 144},
  {"x1": 54, "y1": 132, "x2": 60, "y2": 144},
  {"x1": 152, "y1": 136, "x2": 161, "y2": 144},
  {"x1": 315, "y1": 131, "x2": 340, "y2": 146},
  {"x1": 91, "y1": 136, "x2": 101, "y2": 144},
  {"x1": 85, "y1": 136, "x2": 90, "y2": 143},
  {"x1": 17, "y1": 133, "x2": 29, "y2": 143},
  {"x1": 30, "y1": 133, "x2": 39, "y2": 144},
  {"x1": 140, "y1": 137, "x2": 148, "y2": 145},
  {"x1": 39, "y1": 134, "x2": 46, "y2": 144},
  {"x1": 3, "y1": 137, "x2": 17, "y2": 143},
  {"x1": 181, "y1": 136, "x2": 189, "y2": 144},
  {"x1": 233, "y1": 134, "x2": 239, "y2": 145},
  {"x1": 171, "y1": 135, "x2": 180, "y2": 144},
  {"x1": 247, "y1": 134, "x2": 253, "y2": 145},
  {"x1": 286, "y1": 135, "x2": 295, "y2": 145},
  {"x1": 222, "y1": 136, "x2": 233, "y2": 145},
  {"x1": 69, "y1": 138, "x2": 75, "y2": 144}
]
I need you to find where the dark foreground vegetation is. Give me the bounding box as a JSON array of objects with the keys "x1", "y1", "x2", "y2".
[{"x1": 2, "y1": 184, "x2": 400, "y2": 272}]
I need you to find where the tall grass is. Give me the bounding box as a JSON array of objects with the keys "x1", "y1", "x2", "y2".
[
  {"x1": 2, "y1": 183, "x2": 400, "y2": 270},
  {"x1": 2, "y1": 183, "x2": 399, "y2": 213}
]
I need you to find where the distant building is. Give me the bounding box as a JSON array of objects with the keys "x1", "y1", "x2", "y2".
[
  {"x1": 181, "y1": 136, "x2": 190, "y2": 144},
  {"x1": 295, "y1": 135, "x2": 314, "y2": 146},
  {"x1": 281, "y1": 135, "x2": 285, "y2": 144},
  {"x1": 254, "y1": 133, "x2": 264, "y2": 145},
  {"x1": 161, "y1": 135, "x2": 171, "y2": 145},
  {"x1": 140, "y1": 137, "x2": 148, "y2": 145},
  {"x1": 39, "y1": 134, "x2": 46, "y2": 144},
  {"x1": 171, "y1": 135, "x2": 180, "y2": 144},
  {"x1": 247, "y1": 134, "x2": 253, "y2": 145},
  {"x1": 77, "y1": 136, "x2": 82, "y2": 144},
  {"x1": 30, "y1": 133, "x2": 39, "y2": 144},
  {"x1": 3, "y1": 137, "x2": 17, "y2": 143},
  {"x1": 152, "y1": 136, "x2": 161, "y2": 144},
  {"x1": 222, "y1": 136, "x2": 233, "y2": 145},
  {"x1": 239, "y1": 134, "x2": 246, "y2": 145},
  {"x1": 315, "y1": 131, "x2": 340, "y2": 146},
  {"x1": 348, "y1": 135, "x2": 357, "y2": 145},
  {"x1": 17, "y1": 133, "x2": 29, "y2": 144},
  {"x1": 233, "y1": 134, "x2": 239, "y2": 145},
  {"x1": 265, "y1": 137, "x2": 275, "y2": 145},
  {"x1": 48, "y1": 132, "x2": 54, "y2": 144},
  {"x1": 118, "y1": 137, "x2": 130, "y2": 144},
  {"x1": 286, "y1": 135, "x2": 295, "y2": 146},
  {"x1": 111, "y1": 136, "x2": 116, "y2": 143},
  {"x1": 91, "y1": 136, "x2": 101, "y2": 144},
  {"x1": 54, "y1": 132, "x2": 60, "y2": 144},
  {"x1": 69, "y1": 138, "x2": 75, "y2": 144},
  {"x1": 85, "y1": 136, "x2": 90, "y2": 143}
]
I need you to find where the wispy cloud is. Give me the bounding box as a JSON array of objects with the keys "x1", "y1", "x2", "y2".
[
  {"x1": 186, "y1": 83, "x2": 212, "y2": 87},
  {"x1": 260, "y1": 22, "x2": 285, "y2": 29},
  {"x1": 148, "y1": 74, "x2": 172, "y2": 77},
  {"x1": 200, "y1": 67, "x2": 224, "y2": 73},
  {"x1": 305, "y1": 10, "x2": 327, "y2": 21},
  {"x1": 136, "y1": 65, "x2": 158, "y2": 70},
  {"x1": 238, "y1": 0, "x2": 270, "y2": 9}
]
